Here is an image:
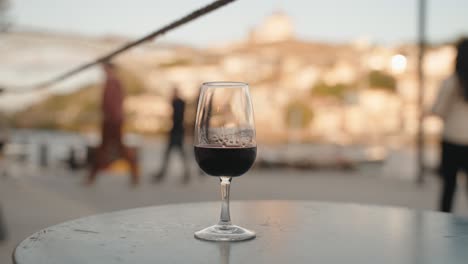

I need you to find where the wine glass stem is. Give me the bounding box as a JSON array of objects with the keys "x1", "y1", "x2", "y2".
[{"x1": 218, "y1": 176, "x2": 232, "y2": 226}]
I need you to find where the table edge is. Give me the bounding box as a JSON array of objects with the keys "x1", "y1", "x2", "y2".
[{"x1": 12, "y1": 199, "x2": 459, "y2": 263}]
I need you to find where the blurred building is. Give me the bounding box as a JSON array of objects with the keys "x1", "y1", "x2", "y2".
[
  {"x1": 249, "y1": 11, "x2": 295, "y2": 44},
  {"x1": 0, "y1": 12, "x2": 457, "y2": 145}
]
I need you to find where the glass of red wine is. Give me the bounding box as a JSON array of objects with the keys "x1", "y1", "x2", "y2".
[{"x1": 194, "y1": 82, "x2": 257, "y2": 241}]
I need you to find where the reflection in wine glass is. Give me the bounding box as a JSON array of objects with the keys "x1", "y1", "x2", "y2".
[{"x1": 219, "y1": 242, "x2": 231, "y2": 264}]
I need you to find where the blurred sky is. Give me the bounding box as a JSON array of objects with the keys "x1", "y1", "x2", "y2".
[{"x1": 9, "y1": 0, "x2": 468, "y2": 46}]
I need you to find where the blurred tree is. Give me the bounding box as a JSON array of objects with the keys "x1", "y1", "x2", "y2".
[
  {"x1": 13, "y1": 83, "x2": 101, "y2": 131},
  {"x1": 285, "y1": 100, "x2": 314, "y2": 129},
  {"x1": 159, "y1": 58, "x2": 193, "y2": 68},
  {"x1": 116, "y1": 67, "x2": 146, "y2": 95},
  {"x1": 311, "y1": 82, "x2": 350, "y2": 99},
  {"x1": 368, "y1": 70, "x2": 397, "y2": 91},
  {"x1": 0, "y1": 0, "x2": 10, "y2": 32},
  {"x1": 13, "y1": 68, "x2": 146, "y2": 131}
]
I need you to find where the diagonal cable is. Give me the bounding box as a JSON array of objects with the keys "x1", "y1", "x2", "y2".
[{"x1": 1, "y1": 0, "x2": 238, "y2": 93}]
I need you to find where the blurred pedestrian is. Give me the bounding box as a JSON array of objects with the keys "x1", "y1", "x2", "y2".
[
  {"x1": 66, "y1": 147, "x2": 81, "y2": 171},
  {"x1": 0, "y1": 102, "x2": 6, "y2": 241},
  {"x1": 86, "y1": 62, "x2": 139, "y2": 186},
  {"x1": 432, "y1": 38, "x2": 468, "y2": 212},
  {"x1": 0, "y1": 204, "x2": 6, "y2": 241},
  {"x1": 153, "y1": 87, "x2": 190, "y2": 183},
  {"x1": 0, "y1": 109, "x2": 8, "y2": 178}
]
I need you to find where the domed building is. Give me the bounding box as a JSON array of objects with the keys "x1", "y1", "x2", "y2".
[{"x1": 249, "y1": 11, "x2": 295, "y2": 43}]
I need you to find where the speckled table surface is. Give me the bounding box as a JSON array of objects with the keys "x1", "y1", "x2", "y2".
[{"x1": 13, "y1": 201, "x2": 468, "y2": 264}]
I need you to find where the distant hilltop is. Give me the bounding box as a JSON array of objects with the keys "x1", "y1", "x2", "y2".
[{"x1": 249, "y1": 11, "x2": 295, "y2": 44}]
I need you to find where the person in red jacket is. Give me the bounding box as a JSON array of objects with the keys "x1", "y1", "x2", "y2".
[{"x1": 86, "y1": 62, "x2": 139, "y2": 186}]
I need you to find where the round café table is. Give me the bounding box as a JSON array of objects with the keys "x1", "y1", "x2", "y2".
[{"x1": 13, "y1": 201, "x2": 468, "y2": 264}]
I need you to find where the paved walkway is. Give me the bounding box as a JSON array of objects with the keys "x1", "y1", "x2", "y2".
[
  {"x1": 2, "y1": 162, "x2": 468, "y2": 263},
  {"x1": 1, "y1": 138, "x2": 467, "y2": 262}
]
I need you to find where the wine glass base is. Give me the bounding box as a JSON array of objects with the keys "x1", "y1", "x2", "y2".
[{"x1": 194, "y1": 224, "x2": 256, "y2": 242}]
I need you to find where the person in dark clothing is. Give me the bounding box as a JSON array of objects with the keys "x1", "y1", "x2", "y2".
[
  {"x1": 432, "y1": 38, "x2": 468, "y2": 212},
  {"x1": 153, "y1": 87, "x2": 190, "y2": 183},
  {"x1": 0, "y1": 101, "x2": 8, "y2": 241},
  {"x1": 0, "y1": 139, "x2": 5, "y2": 242},
  {"x1": 0, "y1": 207, "x2": 6, "y2": 241},
  {"x1": 0, "y1": 204, "x2": 6, "y2": 241}
]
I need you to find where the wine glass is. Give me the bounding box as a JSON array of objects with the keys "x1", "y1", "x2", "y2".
[{"x1": 194, "y1": 82, "x2": 257, "y2": 241}]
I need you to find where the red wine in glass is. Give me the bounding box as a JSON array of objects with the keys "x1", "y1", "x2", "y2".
[{"x1": 194, "y1": 145, "x2": 256, "y2": 177}]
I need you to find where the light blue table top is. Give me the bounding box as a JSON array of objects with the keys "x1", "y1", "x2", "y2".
[{"x1": 13, "y1": 201, "x2": 468, "y2": 264}]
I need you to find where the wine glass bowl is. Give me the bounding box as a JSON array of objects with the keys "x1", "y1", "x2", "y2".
[{"x1": 193, "y1": 82, "x2": 256, "y2": 241}]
